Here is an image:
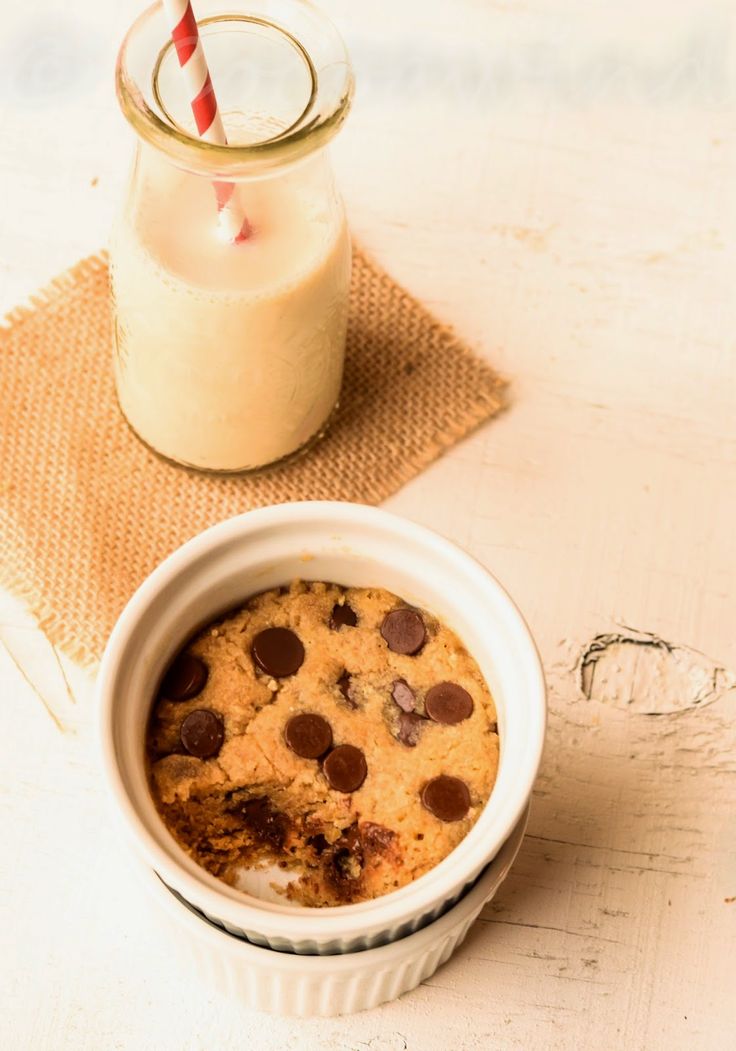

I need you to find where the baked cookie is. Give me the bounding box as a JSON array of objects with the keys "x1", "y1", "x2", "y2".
[{"x1": 147, "y1": 581, "x2": 499, "y2": 906}]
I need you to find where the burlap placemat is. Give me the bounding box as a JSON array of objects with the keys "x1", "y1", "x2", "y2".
[{"x1": 0, "y1": 248, "x2": 505, "y2": 667}]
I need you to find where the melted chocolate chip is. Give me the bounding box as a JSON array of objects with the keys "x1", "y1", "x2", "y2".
[
  {"x1": 251, "y1": 627, "x2": 304, "y2": 678},
  {"x1": 380, "y1": 608, "x2": 426, "y2": 655},
  {"x1": 160, "y1": 653, "x2": 208, "y2": 700},
  {"x1": 338, "y1": 671, "x2": 357, "y2": 708},
  {"x1": 425, "y1": 682, "x2": 474, "y2": 725},
  {"x1": 397, "y1": 711, "x2": 425, "y2": 747},
  {"x1": 324, "y1": 824, "x2": 363, "y2": 893},
  {"x1": 391, "y1": 678, "x2": 416, "y2": 712},
  {"x1": 323, "y1": 744, "x2": 368, "y2": 793},
  {"x1": 179, "y1": 709, "x2": 224, "y2": 759},
  {"x1": 307, "y1": 833, "x2": 329, "y2": 855},
  {"x1": 361, "y1": 821, "x2": 397, "y2": 856},
  {"x1": 330, "y1": 602, "x2": 357, "y2": 629},
  {"x1": 420, "y1": 775, "x2": 471, "y2": 822},
  {"x1": 232, "y1": 796, "x2": 288, "y2": 849},
  {"x1": 284, "y1": 713, "x2": 333, "y2": 759},
  {"x1": 331, "y1": 848, "x2": 362, "y2": 884}
]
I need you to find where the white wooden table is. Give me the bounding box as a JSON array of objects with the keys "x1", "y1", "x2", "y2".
[{"x1": 2, "y1": 1, "x2": 735, "y2": 1048}]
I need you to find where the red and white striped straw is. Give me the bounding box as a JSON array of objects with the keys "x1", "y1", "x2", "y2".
[{"x1": 163, "y1": 0, "x2": 251, "y2": 243}]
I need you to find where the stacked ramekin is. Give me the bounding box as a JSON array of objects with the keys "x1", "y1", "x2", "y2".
[{"x1": 99, "y1": 502, "x2": 546, "y2": 1013}]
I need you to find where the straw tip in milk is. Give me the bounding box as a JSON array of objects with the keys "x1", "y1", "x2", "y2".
[{"x1": 216, "y1": 212, "x2": 254, "y2": 245}]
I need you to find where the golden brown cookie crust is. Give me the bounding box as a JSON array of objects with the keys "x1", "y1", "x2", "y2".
[{"x1": 147, "y1": 581, "x2": 499, "y2": 906}]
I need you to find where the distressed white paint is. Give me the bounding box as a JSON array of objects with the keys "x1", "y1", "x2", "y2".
[{"x1": 1, "y1": 1, "x2": 735, "y2": 1048}]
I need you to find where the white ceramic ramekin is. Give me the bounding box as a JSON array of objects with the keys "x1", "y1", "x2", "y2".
[
  {"x1": 99, "y1": 501, "x2": 545, "y2": 954},
  {"x1": 138, "y1": 805, "x2": 529, "y2": 1016}
]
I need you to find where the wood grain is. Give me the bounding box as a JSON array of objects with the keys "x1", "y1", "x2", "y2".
[{"x1": 1, "y1": 1, "x2": 735, "y2": 1048}]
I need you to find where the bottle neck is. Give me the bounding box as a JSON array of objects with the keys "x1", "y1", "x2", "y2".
[{"x1": 117, "y1": 0, "x2": 353, "y2": 180}]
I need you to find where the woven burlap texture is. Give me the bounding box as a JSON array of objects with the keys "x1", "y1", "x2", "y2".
[{"x1": 0, "y1": 248, "x2": 505, "y2": 667}]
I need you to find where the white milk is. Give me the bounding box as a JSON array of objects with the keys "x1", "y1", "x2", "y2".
[{"x1": 110, "y1": 159, "x2": 350, "y2": 471}]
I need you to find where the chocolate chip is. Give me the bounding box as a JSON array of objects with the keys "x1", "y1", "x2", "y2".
[
  {"x1": 397, "y1": 711, "x2": 425, "y2": 747},
  {"x1": 330, "y1": 602, "x2": 357, "y2": 629},
  {"x1": 323, "y1": 744, "x2": 367, "y2": 793},
  {"x1": 360, "y1": 822, "x2": 397, "y2": 856},
  {"x1": 160, "y1": 653, "x2": 208, "y2": 700},
  {"x1": 338, "y1": 671, "x2": 357, "y2": 708},
  {"x1": 232, "y1": 796, "x2": 288, "y2": 849},
  {"x1": 284, "y1": 713, "x2": 332, "y2": 759},
  {"x1": 391, "y1": 678, "x2": 416, "y2": 712},
  {"x1": 425, "y1": 682, "x2": 474, "y2": 724},
  {"x1": 420, "y1": 775, "x2": 471, "y2": 822},
  {"x1": 251, "y1": 627, "x2": 304, "y2": 678},
  {"x1": 179, "y1": 709, "x2": 224, "y2": 759},
  {"x1": 380, "y1": 608, "x2": 426, "y2": 655}
]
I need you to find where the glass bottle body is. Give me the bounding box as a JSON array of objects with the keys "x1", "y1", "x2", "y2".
[{"x1": 110, "y1": 1, "x2": 353, "y2": 471}]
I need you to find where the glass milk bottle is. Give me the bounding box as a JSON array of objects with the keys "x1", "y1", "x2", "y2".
[{"x1": 110, "y1": 0, "x2": 353, "y2": 472}]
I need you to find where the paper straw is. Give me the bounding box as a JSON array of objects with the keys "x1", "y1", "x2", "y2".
[{"x1": 163, "y1": 0, "x2": 251, "y2": 243}]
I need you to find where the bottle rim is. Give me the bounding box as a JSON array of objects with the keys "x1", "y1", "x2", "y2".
[{"x1": 116, "y1": 0, "x2": 354, "y2": 176}]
